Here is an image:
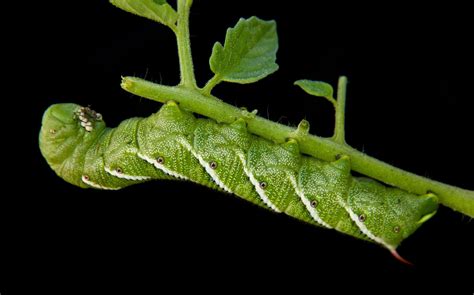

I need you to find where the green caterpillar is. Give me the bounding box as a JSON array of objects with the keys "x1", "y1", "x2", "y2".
[
  {"x1": 39, "y1": 101, "x2": 438, "y2": 263},
  {"x1": 39, "y1": 0, "x2": 474, "y2": 264}
]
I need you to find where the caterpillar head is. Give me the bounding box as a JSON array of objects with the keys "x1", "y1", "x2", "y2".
[{"x1": 39, "y1": 103, "x2": 106, "y2": 187}]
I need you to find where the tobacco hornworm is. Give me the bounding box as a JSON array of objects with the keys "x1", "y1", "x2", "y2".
[{"x1": 39, "y1": 101, "x2": 438, "y2": 263}]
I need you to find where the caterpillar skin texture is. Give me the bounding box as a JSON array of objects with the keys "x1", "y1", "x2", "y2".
[{"x1": 40, "y1": 102, "x2": 438, "y2": 256}]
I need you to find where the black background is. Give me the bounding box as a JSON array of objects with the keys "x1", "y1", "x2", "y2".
[{"x1": 6, "y1": 0, "x2": 474, "y2": 293}]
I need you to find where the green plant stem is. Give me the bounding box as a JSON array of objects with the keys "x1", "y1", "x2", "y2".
[
  {"x1": 121, "y1": 76, "x2": 474, "y2": 218},
  {"x1": 333, "y1": 76, "x2": 347, "y2": 144},
  {"x1": 201, "y1": 74, "x2": 221, "y2": 95},
  {"x1": 176, "y1": 0, "x2": 197, "y2": 89}
]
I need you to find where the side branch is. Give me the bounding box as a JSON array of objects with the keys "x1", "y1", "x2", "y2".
[
  {"x1": 176, "y1": 0, "x2": 197, "y2": 89},
  {"x1": 333, "y1": 76, "x2": 347, "y2": 144}
]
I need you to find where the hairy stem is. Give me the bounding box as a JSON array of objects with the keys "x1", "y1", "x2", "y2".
[
  {"x1": 121, "y1": 77, "x2": 474, "y2": 218},
  {"x1": 176, "y1": 0, "x2": 197, "y2": 89}
]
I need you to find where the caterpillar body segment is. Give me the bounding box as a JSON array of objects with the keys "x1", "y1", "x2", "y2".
[
  {"x1": 137, "y1": 101, "x2": 218, "y2": 187},
  {"x1": 347, "y1": 179, "x2": 438, "y2": 248},
  {"x1": 192, "y1": 118, "x2": 267, "y2": 207},
  {"x1": 39, "y1": 102, "x2": 438, "y2": 254},
  {"x1": 103, "y1": 118, "x2": 161, "y2": 181},
  {"x1": 299, "y1": 156, "x2": 369, "y2": 240}
]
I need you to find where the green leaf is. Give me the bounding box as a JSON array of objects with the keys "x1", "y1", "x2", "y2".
[
  {"x1": 209, "y1": 16, "x2": 279, "y2": 84},
  {"x1": 294, "y1": 80, "x2": 335, "y2": 101},
  {"x1": 110, "y1": 0, "x2": 177, "y2": 29}
]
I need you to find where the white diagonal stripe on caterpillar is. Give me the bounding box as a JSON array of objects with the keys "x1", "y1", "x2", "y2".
[
  {"x1": 288, "y1": 175, "x2": 332, "y2": 229},
  {"x1": 81, "y1": 175, "x2": 120, "y2": 190},
  {"x1": 341, "y1": 201, "x2": 394, "y2": 250},
  {"x1": 137, "y1": 152, "x2": 189, "y2": 180},
  {"x1": 104, "y1": 166, "x2": 151, "y2": 181},
  {"x1": 178, "y1": 138, "x2": 232, "y2": 193},
  {"x1": 236, "y1": 152, "x2": 281, "y2": 213}
]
